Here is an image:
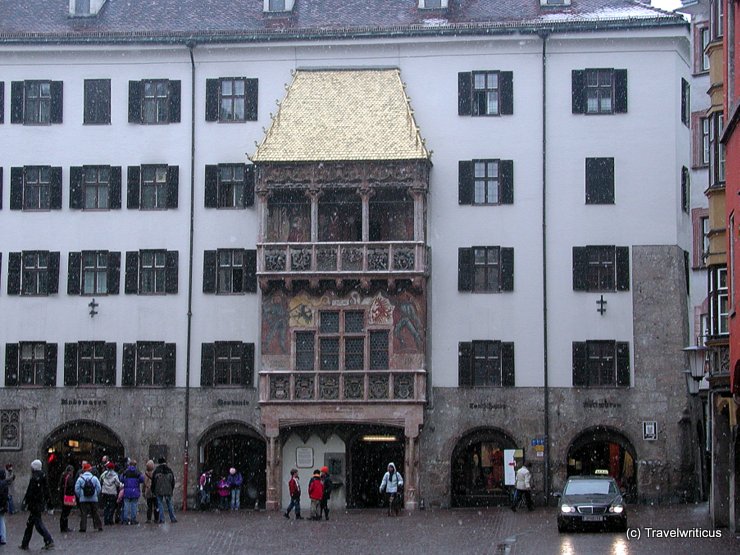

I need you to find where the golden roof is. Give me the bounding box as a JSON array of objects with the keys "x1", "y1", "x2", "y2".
[{"x1": 252, "y1": 69, "x2": 430, "y2": 163}]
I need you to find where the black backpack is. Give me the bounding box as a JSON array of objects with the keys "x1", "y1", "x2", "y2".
[{"x1": 82, "y1": 477, "x2": 95, "y2": 497}]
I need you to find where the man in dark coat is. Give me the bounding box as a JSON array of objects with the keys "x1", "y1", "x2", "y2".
[
  {"x1": 151, "y1": 458, "x2": 177, "y2": 523},
  {"x1": 320, "y1": 466, "x2": 332, "y2": 521},
  {"x1": 19, "y1": 459, "x2": 54, "y2": 550}
]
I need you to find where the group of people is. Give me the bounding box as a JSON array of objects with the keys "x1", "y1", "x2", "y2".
[
  {"x1": 198, "y1": 467, "x2": 243, "y2": 511},
  {"x1": 284, "y1": 466, "x2": 333, "y2": 521}
]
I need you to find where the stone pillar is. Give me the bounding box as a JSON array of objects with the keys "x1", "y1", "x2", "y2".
[
  {"x1": 404, "y1": 423, "x2": 420, "y2": 510},
  {"x1": 256, "y1": 188, "x2": 270, "y2": 243},
  {"x1": 711, "y1": 392, "x2": 731, "y2": 527},
  {"x1": 308, "y1": 187, "x2": 320, "y2": 243},
  {"x1": 265, "y1": 428, "x2": 281, "y2": 511},
  {"x1": 359, "y1": 184, "x2": 372, "y2": 243},
  {"x1": 410, "y1": 187, "x2": 425, "y2": 242}
]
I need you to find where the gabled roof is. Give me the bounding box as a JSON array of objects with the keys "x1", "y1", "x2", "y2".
[
  {"x1": 251, "y1": 69, "x2": 430, "y2": 163},
  {"x1": 0, "y1": 0, "x2": 685, "y2": 44}
]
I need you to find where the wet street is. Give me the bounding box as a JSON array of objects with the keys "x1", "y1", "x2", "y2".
[{"x1": 2, "y1": 502, "x2": 737, "y2": 554}]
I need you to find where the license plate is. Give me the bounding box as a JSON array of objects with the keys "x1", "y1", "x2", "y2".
[{"x1": 582, "y1": 515, "x2": 604, "y2": 522}]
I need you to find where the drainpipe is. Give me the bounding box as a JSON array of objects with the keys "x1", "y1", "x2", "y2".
[
  {"x1": 182, "y1": 41, "x2": 197, "y2": 511},
  {"x1": 539, "y1": 30, "x2": 551, "y2": 505}
]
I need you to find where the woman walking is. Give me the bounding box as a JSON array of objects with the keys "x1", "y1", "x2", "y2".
[{"x1": 58, "y1": 465, "x2": 76, "y2": 533}]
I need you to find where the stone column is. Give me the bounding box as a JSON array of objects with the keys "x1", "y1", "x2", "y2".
[
  {"x1": 358, "y1": 184, "x2": 372, "y2": 243},
  {"x1": 256, "y1": 187, "x2": 270, "y2": 243},
  {"x1": 410, "y1": 187, "x2": 425, "y2": 243},
  {"x1": 404, "y1": 424, "x2": 420, "y2": 510},
  {"x1": 308, "y1": 187, "x2": 320, "y2": 243},
  {"x1": 265, "y1": 428, "x2": 281, "y2": 511}
]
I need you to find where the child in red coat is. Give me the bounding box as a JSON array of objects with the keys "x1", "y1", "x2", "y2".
[{"x1": 307, "y1": 469, "x2": 323, "y2": 521}]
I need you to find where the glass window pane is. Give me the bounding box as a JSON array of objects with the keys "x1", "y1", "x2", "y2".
[
  {"x1": 320, "y1": 312, "x2": 339, "y2": 334},
  {"x1": 234, "y1": 79, "x2": 245, "y2": 95},
  {"x1": 221, "y1": 80, "x2": 233, "y2": 96},
  {"x1": 474, "y1": 74, "x2": 486, "y2": 89}
]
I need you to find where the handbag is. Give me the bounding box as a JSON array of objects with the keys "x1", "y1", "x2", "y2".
[{"x1": 62, "y1": 475, "x2": 76, "y2": 506}]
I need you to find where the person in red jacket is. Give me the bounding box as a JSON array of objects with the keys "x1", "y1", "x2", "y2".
[
  {"x1": 307, "y1": 469, "x2": 323, "y2": 521},
  {"x1": 284, "y1": 469, "x2": 302, "y2": 520}
]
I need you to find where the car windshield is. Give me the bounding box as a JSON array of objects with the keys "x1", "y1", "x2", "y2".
[{"x1": 564, "y1": 480, "x2": 617, "y2": 496}]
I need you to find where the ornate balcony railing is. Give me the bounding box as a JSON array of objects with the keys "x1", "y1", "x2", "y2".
[
  {"x1": 257, "y1": 241, "x2": 428, "y2": 278},
  {"x1": 259, "y1": 369, "x2": 426, "y2": 403}
]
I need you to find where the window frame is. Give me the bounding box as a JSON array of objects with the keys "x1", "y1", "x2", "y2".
[
  {"x1": 83, "y1": 79, "x2": 111, "y2": 125},
  {"x1": 585, "y1": 157, "x2": 615, "y2": 205},
  {"x1": 22, "y1": 165, "x2": 52, "y2": 211},
  {"x1": 139, "y1": 250, "x2": 167, "y2": 295},
  {"x1": 83, "y1": 165, "x2": 111, "y2": 210},
  {"x1": 77, "y1": 341, "x2": 111, "y2": 386},
  {"x1": 82, "y1": 250, "x2": 109, "y2": 296},
  {"x1": 141, "y1": 79, "x2": 170, "y2": 125},
  {"x1": 200, "y1": 341, "x2": 254, "y2": 387},
  {"x1": 572, "y1": 245, "x2": 630, "y2": 292},
  {"x1": 216, "y1": 249, "x2": 248, "y2": 295},
  {"x1": 572, "y1": 340, "x2": 630, "y2": 387},
  {"x1": 709, "y1": 266, "x2": 728, "y2": 336},
  {"x1": 458, "y1": 246, "x2": 514, "y2": 293},
  {"x1": 140, "y1": 165, "x2": 169, "y2": 210},
  {"x1": 23, "y1": 80, "x2": 52, "y2": 125},
  {"x1": 21, "y1": 251, "x2": 50, "y2": 296},
  {"x1": 585, "y1": 68, "x2": 615, "y2": 115},
  {"x1": 19, "y1": 341, "x2": 48, "y2": 386}
]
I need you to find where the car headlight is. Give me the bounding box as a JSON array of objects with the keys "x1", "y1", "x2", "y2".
[
  {"x1": 560, "y1": 504, "x2": 575, "y2": 513},
  {"x1": 609, "y1": 505, "x2": 624, "y2": 514}
]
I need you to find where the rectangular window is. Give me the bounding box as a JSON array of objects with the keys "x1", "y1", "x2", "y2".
[
  {"x1": 136, "y1": 342, "x2": 165, "y2": 386},
  {"x1": 75, "y1": 0, "x2": 91, "y2": 15},
  {"x1": 458, "y1": 160, "x2": 513, "y2": 205},
  {"x1": 586, "y1": 69, "x2": 614, "y2": 114},
  {"x1": 369, "y1": 331, "x2": 389, "y2": 370},
  {"x1": 269, "y1": 0, "x2": 286, "y2": 10},
  {"x1": 219, "y1": 164, "x2": 246, "y2": 208},
  {"x1": 201, "y1": 342, "x2": 254, "y2": 387},
  {"x1": 214, "y1": 342, "x2": 243, "y2": 386},
  {"x1": 458, "y1": 246, "x2": 514, "y2": 292},
  {"x1": 474, "y1": 246, "x2": 501, "y2": 292},
  {"x1": 458, "y1": 341, "x2": 515, "y2": 387},
  {"x1": 474, "y1": 160, "x2": 499, "y2": 204},
  {"x1": 19, "y1": 342, "x2": 47, "y2": 385},
  {"x1": 572, "y1": 69, "x2": 627, "y2": 114},
  {"x1": 219, "y1": 78, "x2": 247, "y2": 122},
  {"x1": 83, "y1": 166, "x2": 110, "y2": 210},
  {"x1": 681, "y1": 79, "x2": 690, "y2": 127},
  {"x1": 702, "y1": 117, "x2": 710, "y2": 166},
  {"x1": 681, "y1": 167, "x2": 690, "y2": 214},
  {"x1": 82, "y1": 251, "x2": 108, "y2": 295},
  {"x1": 24, "y1": 80, "x2": 51, "y2": 124},
  {"x1": 295, "y1": 331, "x2": 316, "y2": 371},
  {"x1": 84, "y1": 79, "x2": 111, "y2": 124},
  {"x1": 217, "y1": 249, "x2": 247, "y2": 294},
  {"x1": 572, "y1": 245, "x2": 630, "y2": 292},
  {"x1": 22, "y1": 251, "x2": 49, "y2": 296},
  {"x1": 701, "y1": 26, "x2": 710, "y2": 71},
  {"x1": 473, "y1": 340, "x2": 501, "y2": 386},
  {"x1": 142, "y1": 80, "x2": 170, "y2": 124},
  {"x1": 710, "y1": 267, "x2": 728, "y2": 336},
  {"x1": 5, "y1": 342, "x2": 57, "y2": 387},
  {"x1": 139, "y1": 250, "x2": 166, "y2": 294},
  {"x1": 473, "y1": 71, "x2": 499, "y2": 116},
  {"x1": 78, "y1": 342, "x2": 109, "y2": 385},
  {"x1": 710, "y1": 112, "x2": 726, "y2": 187},
  {"x1": 205, "y1": 78, "x2": 258, "y2": 123},
  {"x1": 140, "y1": 165, "x2": 168, "y2": 209},
  {"x1": 572, "y1": 340, "x2": 630, "y2": 387},
  {"x1": 458, "y1": 71, "x2": 513, "y2": 116},
  {"x1": 23, "y1": 166, "x2": 51, "y2": 210},
  {"x1": 585, "y1": 157, "x2": 615, "y2": 204}
]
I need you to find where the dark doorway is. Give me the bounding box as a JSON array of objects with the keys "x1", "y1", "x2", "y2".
[
  {"x1": 199, "y1": 423, "x2": 266, "y2": 509},
  {"x1": 43, "y1": 420, "x2": 125, "y2": 507},
  {"x1": 347, "y1": 427, "x2": 404, "y2": 508}
]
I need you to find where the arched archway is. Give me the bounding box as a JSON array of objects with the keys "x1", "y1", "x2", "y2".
[
  {"x1": 43, "y1": 419, "x2": 125, "y2": 506},
  {"x1": 197, "y1": 421, "x2": 266, "y2": 509},
  {"x1": 451, "y1": 427, "x2": 518, "y2": 507},
  {"x1": 566, "y1": 426, "x2": 637, "y2": 501}
]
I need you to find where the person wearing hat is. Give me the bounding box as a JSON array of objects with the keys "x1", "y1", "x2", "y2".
[
  {"x1": 226, "y1": 467, "x2": 243, "y2": 511},
  {"x1": 99, "y1": 461, "x2": 122, "y2": 526},
  {"x1": 74, "y1": 462, "x2": 102, "y2": 533},
  {"x1": 19, "y1": 459, "x2": 54, "y2": 550},
  {"x1": 307, "y1": 469, "x2": 323, "y2": 521},
  {"x1": 151, "y1": 457, "x2": 177, "y2": 523},
  {"x1": 320, "y1": 466, "x2": 332, "y2": 521}
]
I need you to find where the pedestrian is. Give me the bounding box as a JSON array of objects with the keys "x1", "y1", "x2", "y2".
[
  {"x1": 320, "y1": 466, "x2": 332, "y2": 521},
  {"x1": 19, "y1": 459, "x2": 54, "y2": 551},
  {"x1": 99, "y1": 461, "x2": 122, "y2": 526},
  {"x1": 284, "y1": 468, "x2": 302, "y2": 520},
  {"x1": 198, "y1": 469, "x2": 213, "y2": 510},
  {"x1": 119, "y1": 459, "x2": 144, "y2": 525},
  {"x1": 0, "y1": 468, "x2": 9, "y2": 545},
  {"x1": 227, "y1": 467, "x2": 243, "y2": 511},
  {"x1": 511, "y1": 461, "x2": 534, "y2": 512},
  {"x1": 379, "y1": 462, "x2": 404, "y2": 517},
  {"x1": 57, "y1": 465, "x2": 76, "y2": 533},
  {"x1": 74, "y1": 462, "x2": 103, "y2": 533},
  {"x1": 151, "y1": 457, "x2": 177, "y2": 523},
  {"x1": 4, "y1": 464, "x2": 16, "y2": 515},
  {"x1": 143, "y1": 460, "x2": 160, "y2": 523},
  {"x1": 216, "y1": 476, "x2": 229, "y2": 511},
  {"x1": 307, "y1": 469, "x2": 323, "y2": 521}
]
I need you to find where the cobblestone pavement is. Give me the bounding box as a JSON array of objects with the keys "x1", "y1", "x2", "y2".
[{"x1": 2, "y1": 503, "x2": 738, "y2": 554}]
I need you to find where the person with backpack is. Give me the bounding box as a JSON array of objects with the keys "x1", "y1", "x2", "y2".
[
  {"x1": 74, "y1": 462, "x2": 102, "y2": 533},
  {"x1": 151, "y1": 458, "x2": 177, "y2": 523},
  {"x1": 99, "y1": 461, "x2": 122, "y2": 526},
  {"x1": 120, "y1": 460, "x2": 144, "y2": 525},
  {"x1": 379, "y1": 462, "x2": 404, "y2": 517},
  {"x1": 226, "y1": 467, "x2": 243, "y2": 511},
  {"x1": 19, "y1": 459, "x2": 55, "y2": 551},
  {"x1": 320, "y1": 466, "x2": 332, "y2": 521}
]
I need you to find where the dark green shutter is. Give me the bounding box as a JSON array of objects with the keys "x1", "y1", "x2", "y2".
[
  {"x1": 200, "y1": 343, "x2": 214, "y2": 387},
  {"x1": 7, "y1": 252, "x2": 21, "y2": 295},
  {"x1": 244, "y1": 165, "x2": 255, "y2": 207},
  {"x1": 0, "y1": 167, "x2": 3, "y2": 209},
  {"x1": 501, "y1": 342, "x2": 515, "y2": 387},
  {"x1": 108, "y1": 251, "x2": 121, "y2": 295},
  {"x1": 48, "y1": 252, "x2": 60, "y2": 294},
  {"x1": 127, "y1": 166, "x2": 140, "y2": 209},
  {"x1": 458, "y1": 161, "x2": 474, "y2": 205},
  {"x1": 500, "y1": 160, "x2": 514, "y2": 204},
  {"x1": 203, "y1": 250, "x2": 217, "y2": 293},
  {"x1": 572, "y1": 342, "x2": 587, "y2": 387},
  {"x1": 0, "y1": 81, "x2": 4, "y2": 124},
  {"x1": 128, "y1": 80, "x2": 142, "y2": 123},
  {"x1": 50, "y1": 81, "x2": 63, "y2": 123},
  {"x1": 64, "y1": 343, "x2": 78, "y2": 386},
  {"x1": 244, "y1": 249, "x2": 257, "y2": 293},
  {"x1": 10, "y1": 167, "x2": 23, "y2": 210},
  {"x1": 67, "y1": 252, "x2": 81, "y2": 295},
  {"x1": 242, "y1": 343, "x2": 255, "y2": 387},
  {"x1": 168, "y1": 80, "x2": 181, "y2": 123},
  {"x1": 5, "y1": 344, "x2": 19, "y2": 386},
  {"x1": 246, "y1": 78, "x2": 259, "y2": 121},
  {"x1": 110, "y1": 166, "x2": 122, "y2": 209},
  {"x1": 166, "y1": 165, "x2": 179, "y2": 209},
  {"x1": 500, "y1": 247, "x2": 514, "y2": 292},
  {"x1": 122, "y1": 343, "x2": 136, "y2": 386},
  {"x1": 458, "y1": 342, "x2": 472, "y2": 387},
  {"x1": 585, "y1": 158, "x2": 614, "y2": 204},
  {"x1": 124, "y1": 251, "x2": 139, "y2": 294},
  {"x1": 616, "y1": 246, "x2": 630, "y2": 291},
  {"x1": 205, "y1": 165, "x2": 218, "y2": 208},
  {"x1": 50, "y1": 167, "x2": 63, "y2": 209},
  {"x1": 164, "y1": 343, "x2": 176, "y2": 386},
  {"x1": 572, "y1": 70, "x2": 586, "y2": 113},
  {"x1": 104, "y1": 343, "x2": 116, "y2": 385},
  {"x1": 165, "y1": 251, "x2": 179, "y2": 294},
  {"x1": 458, "y1": 248, "x2": 473, "y2": 292},
  {"x1": 44, "y1": 343, "x2": 58, "y2": 387},
  {"x1": 205, "y1": 79, "x2": 219, "y2": 121},
  {"x1": 572, "y1": 247, "x2": 588, "y2": 291},
  {"x1": 458, "y1": 72, "x2": 472, "y2": 116},
  {"x1": 69, "y1": 167, "x2": 84, "y2": 209},
  {"x1": 499, "y1": 71, "x2": 513, "y2": 115},
  {"x1": 616, "y1": 342, "x2": 630, "y2": 386},
  {"x1": 614, "y1": 70, "x2": 628, "y2": 113},
  {"x1": 10, "y1": 81, "x2": 23, "y2": 124}
]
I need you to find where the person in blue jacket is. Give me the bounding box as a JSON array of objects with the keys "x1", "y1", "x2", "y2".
[{"x1": 74, "y1": 462, "x2": 103, "y2": 532}]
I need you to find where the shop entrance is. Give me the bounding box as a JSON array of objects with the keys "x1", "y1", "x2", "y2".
[
  {"x1": 567, "y1": 426, "x2": 637, "y2": 501},
  {"x1": 347, "y1": 426, "x2": 404, "y2": 508},
  {"x1": 451, "y1": 428, "x2": 518, "y2": 507},
  {"x1": 43, "y1": 420, "x2": 125, "y2": 507},
  {"x1": 199, "y1": 422, "x2": 266, "y2": 509}
]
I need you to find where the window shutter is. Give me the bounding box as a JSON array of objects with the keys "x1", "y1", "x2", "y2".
[
  {"x1": 10, "y1": 81, "x2": 23, "y2": 124},
  {"x1": 122, "y1": 343, "x2": 136, "y2": 386},
  {"x1": 614, "y1": 70, "x2": 628, "y2": 113},
  {"x1": 202, "y1": 250, "x2": 217, "y2": 293},
  {"x1": 501, "y1": 342, "x2": 515, "y2": 387},
  {"x1": 585, "y1": 158, "x2": 614, "y2": 204},
  {"x1": 7, "y1": 252, "x2": 21, "y2": 295},
  {"x1": 571, "y1": 70, "x2": 586, "y2": 114},
  {"x1": 246, "y1": 78, "x2": 259, "y2": 121},
  {"x1": 572, "y1": 247, "x2": 588, "y2": 291},
  {"x1": 616, "y1": 342, "x2": 630, "y2": 386},
  {"x1": 124, "y1": 251, "x2": 139, "y2": 294},
  {"x1": 499, "y1": 71, "x2": 513, "y2": 115},
  {"x1": 63, "y1": 343, "x2": 78, "y2": 386},
  {"x1": 50, "y1": 81, "x2": 63, "y2": 124},
  {"x1": 205, "y1": 79, "x2": 219, "y2": 121},
  {"x1": 244, "y1": 164, "x2": 255, "y2": 207},
  {"x1": 0, "y1": 82, "x2": 4, "y2": 124},
  {"x1": 164, "y1": 343, "x2": 176, "y2": 386},
  {"x1": 458, "y1": 161, "x2": 474, "y2": 205},
  {"x1": 616, "y1": 246, "x2": 630, "y2": 291},
  {"x1": 0, "y1": 167, "x2": 3, "y2": 209},
  {"x1": 200, "y1": 343, "x2": 215, "y2": 387},
  {"x1": 458, "y1": 342, "x2": 472, "y2": 387},
  {"x1": 104, "y1": 343, "x2": 116, "y2": 385},
  {"x1": 242, "y1": 343, "x2": 255, "y2": 387},
  {"x1": 572, "y1": 342, "x2": 587, "y2": 386},
  {"x1": 204, "y1": 165, "x2": 219, "y2": 208},
  {"x1": 10, "y1": 167, "x2": 23, "y2": 210},
  {"x1": 50, "y1": 167, "x2": 63, "y2": 209},
  {"x1": 5, "y1": 344, "x2": 19, "y2": 386},
  {"x1": 44, "y1": 343, "x2": 58, "y2": 387},
  {"x1": 128, "y1": 80, "x2": 142, "y2": 123},
  {"x1": 458, "y1": 248, "x2": 473, "y2": 292},
  {"x1": 168, "y1": 80, "x2": 181, "y2": 123},
  {"x1": 166, "y1": 165, "x2": 179, "y2": 208},
  {"x1": 458, "y1": 72, "x2": 472, "y2": 116},
  {"x1": 109, "y1": 166, "x2": 122, "y2": 209},
  {"x1": 127, "y1": 166, "x2": 140, "y2": 209},
  {"x1": 48, "y1": 252, "x2": 60, "y2": 294},
  {"x1": 244, "y1": 249, "x2": 257, "y2": 293},
  {"x1": 108, "y1": 251, "x2": 121, "y2": 295},
  {"x1": 67, "y1": 251, "x2": 81, "y2": 295},
  {"x1": 500, "y1": 247, "x2": 514, "y2": 291},
  {"x1": 165, "y1": 251, "x2": 179, "y2": 294},
  {"x1": 69, "y1": 166, "x2": 84, "y2": 209},
  {"x1": 500, "y1": 160, "x2": 514, "y2": 204}
]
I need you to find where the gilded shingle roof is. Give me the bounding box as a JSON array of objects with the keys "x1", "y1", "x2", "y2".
[{"x1": 252, "y1": 69, "x2": 430, "y2": 163}]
